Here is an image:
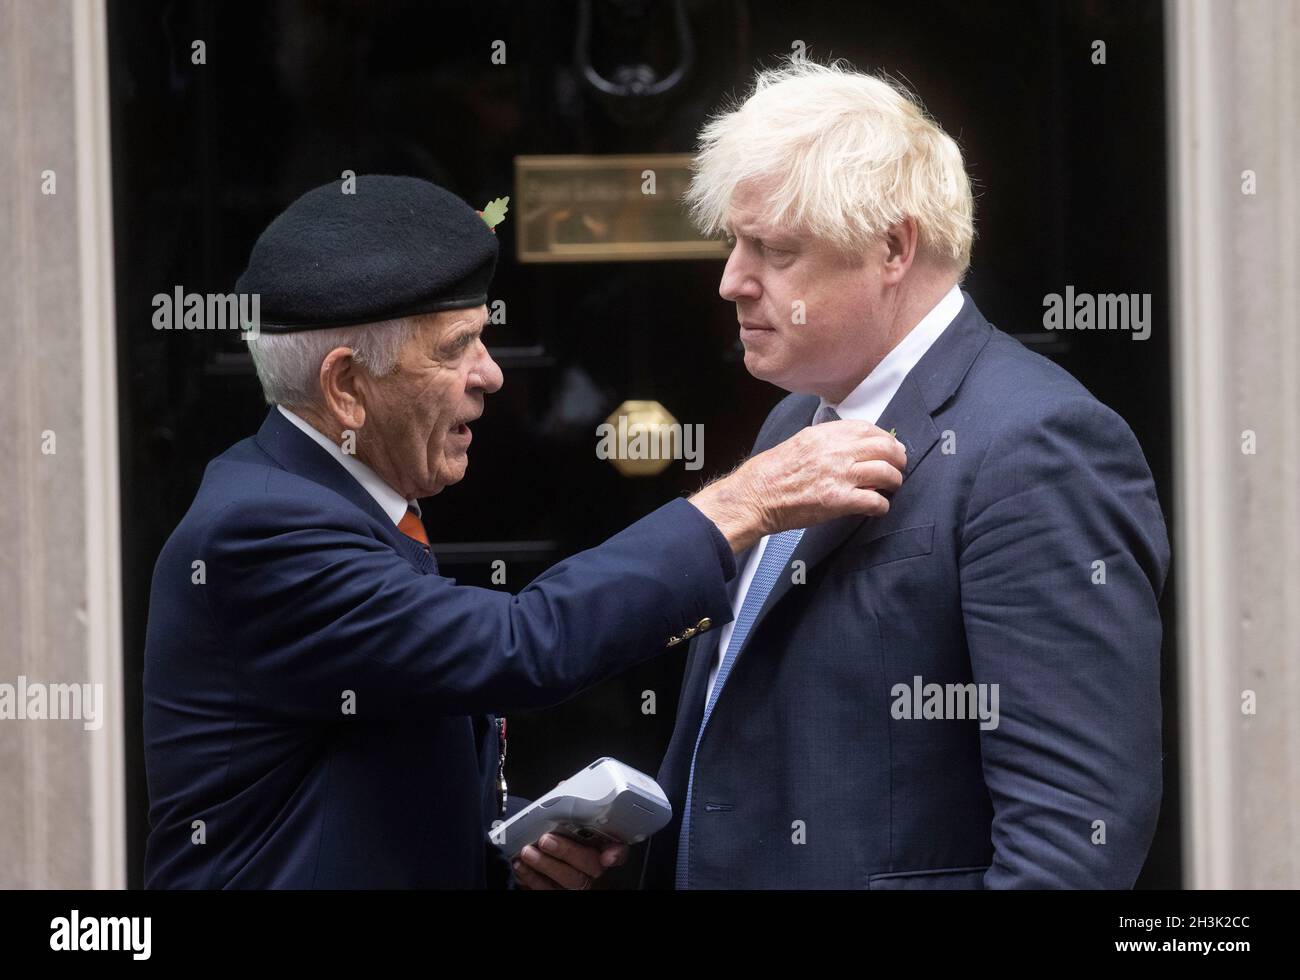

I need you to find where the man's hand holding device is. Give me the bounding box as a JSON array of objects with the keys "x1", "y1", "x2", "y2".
[{"x1": 491, "y1": 758, "x2": 671, "y2": 890}]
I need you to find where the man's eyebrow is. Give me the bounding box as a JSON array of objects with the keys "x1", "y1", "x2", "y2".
[
  {"x1": 439, "y1": 320, "x2": 484, "y2": 346},
  {"x1": 724, "y1": 217, "x2": 793, "y2": 241},
  {"x1": 727, "y1": 226, "x2": 799, "y2": 249}
]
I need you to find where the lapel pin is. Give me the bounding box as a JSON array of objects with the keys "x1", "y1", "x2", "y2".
[{"x1": 478, "y1": 196, "x2": 510, "y2": 233}]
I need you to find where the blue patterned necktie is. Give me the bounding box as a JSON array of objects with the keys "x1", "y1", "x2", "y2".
[{"x1": 675, "y1": 404, "x2": 839, "y2": 888}]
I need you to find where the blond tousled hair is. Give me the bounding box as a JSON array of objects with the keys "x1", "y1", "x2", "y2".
[{"x1": 685, "y1": 59, "x2": 975, "y2": 273}]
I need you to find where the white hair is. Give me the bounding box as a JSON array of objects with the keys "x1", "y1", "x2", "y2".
[
  {"x1": 685, "y1": 58, "x2": 975, "y2": 273},
  {"x1": 246, "y1": 315, "x2": 418, "y2": 408}
]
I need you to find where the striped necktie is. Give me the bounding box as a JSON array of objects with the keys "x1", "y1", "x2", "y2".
[{"x1": 675, "y1": 404, "x2": 839, "y2": 888}]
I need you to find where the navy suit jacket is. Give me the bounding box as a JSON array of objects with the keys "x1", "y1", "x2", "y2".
[
  {"x1": 143, "y1": 407, "x2": 734, "y2": 888},
  {"x1": 643, "y1": 292, "x2": 1170, "y2": 889}
]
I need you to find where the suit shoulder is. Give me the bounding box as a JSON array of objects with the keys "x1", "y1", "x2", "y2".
[
  {"x1": 968, "y1": 326, "x2": 1092, "y2": 403},
  {"x1": 961, "y1": 324, "x2": 1132, "y2": 434},
  {"x1": 943, "y1": 322, "x2": 1161, "y2": 514},
  {"x1": 168, "y1": 445, "x2": 380, "y2": 559}
]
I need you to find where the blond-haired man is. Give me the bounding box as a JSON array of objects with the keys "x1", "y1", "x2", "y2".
[{"x1": 645, "y1": 61, "x2": 1170, "y2": 889}]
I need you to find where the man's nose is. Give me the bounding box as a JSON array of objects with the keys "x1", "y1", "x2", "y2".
[
  {"x1": 718, "y1": 246, "x2": 761, "y2": 302},
  {"x1": 471, "y1": 346, "x2": 504, "y2": 394}
]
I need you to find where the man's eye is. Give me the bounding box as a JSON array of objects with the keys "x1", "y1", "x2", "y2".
[{"x1": 442, "y1": 336, "x2": 472, "y2": 357}]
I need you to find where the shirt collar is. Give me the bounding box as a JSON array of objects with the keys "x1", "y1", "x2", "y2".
[
  {"x1": 820, "y1": 283, "x2": 965, "y2": 424},
  {"x1": 276, "y1": 405, "x2": 418, "y2": 526}
]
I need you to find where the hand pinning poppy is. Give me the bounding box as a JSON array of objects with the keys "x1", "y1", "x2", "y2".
[{"x1": 478, "y1": 196, "x2": 510, "y2": 233}]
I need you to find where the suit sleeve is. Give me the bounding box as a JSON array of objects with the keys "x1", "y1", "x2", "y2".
[
  {"x1": 200, "y1": 496, "x2": 735, "y2": 720},
  {"x1": 958, "y1": 396, "x2": 1170, "y2": 888}
]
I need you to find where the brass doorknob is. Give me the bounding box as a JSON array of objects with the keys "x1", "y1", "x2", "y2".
[{"x1": 599, "y1": 399, "x2": 679, "y2": 477}]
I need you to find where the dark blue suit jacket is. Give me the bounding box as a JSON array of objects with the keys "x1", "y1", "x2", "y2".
[
  {"x1": 143, "y1": 408, "x2": 734, "y2": 888},
  {"x1": 643, "y1": 293, "x2": 1170, "y2": 889}
]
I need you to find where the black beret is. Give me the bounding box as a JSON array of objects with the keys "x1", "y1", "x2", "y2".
[{"x1": 235, "y1": 174, "x2": 499, "y2": 333}]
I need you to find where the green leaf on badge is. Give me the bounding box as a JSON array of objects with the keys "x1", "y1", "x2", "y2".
[
  {"x1": 479, "y1": 196, "x2": 510, "y2": 230},
  {"x1": 889, "y1": 427, "x2": 897, "y2": 437}
]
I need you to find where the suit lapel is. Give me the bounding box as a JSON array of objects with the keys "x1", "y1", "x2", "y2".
[
  {"x1": 734, "y1": 375, "x2": 940, "y2": 653},
  {"x1": 253, "y1": 408, "x2": 435, "y2": 574},
  {"x1": 726, "y1": 292, "x2": 993, "y2": 664},
  {"x1": 255, "y1": 408, "x2": 393, "y2": 526}
]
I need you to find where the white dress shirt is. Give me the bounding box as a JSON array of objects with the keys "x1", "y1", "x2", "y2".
[
  {"x1": 277, "y1": 405, "x2": 418, "y2": 526},
  {"x1": 706, "y1": 284, "x2": 965, "y2": 701}
]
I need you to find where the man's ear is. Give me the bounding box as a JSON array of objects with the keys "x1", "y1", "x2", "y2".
[
  {"x1": 881, "y1": 217, "x2": 920, "y2": 285},
  {"x1": 318, "y1": 347, "x2": 366, "y2": 431}
]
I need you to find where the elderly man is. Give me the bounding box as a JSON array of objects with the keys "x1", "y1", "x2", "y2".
[
  {"x1": 142, "y1": 175, "x2": 905, "y2": 889},
  {"x1": 643, "y1": 61, "x2": 1171, "y2": 889}
]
